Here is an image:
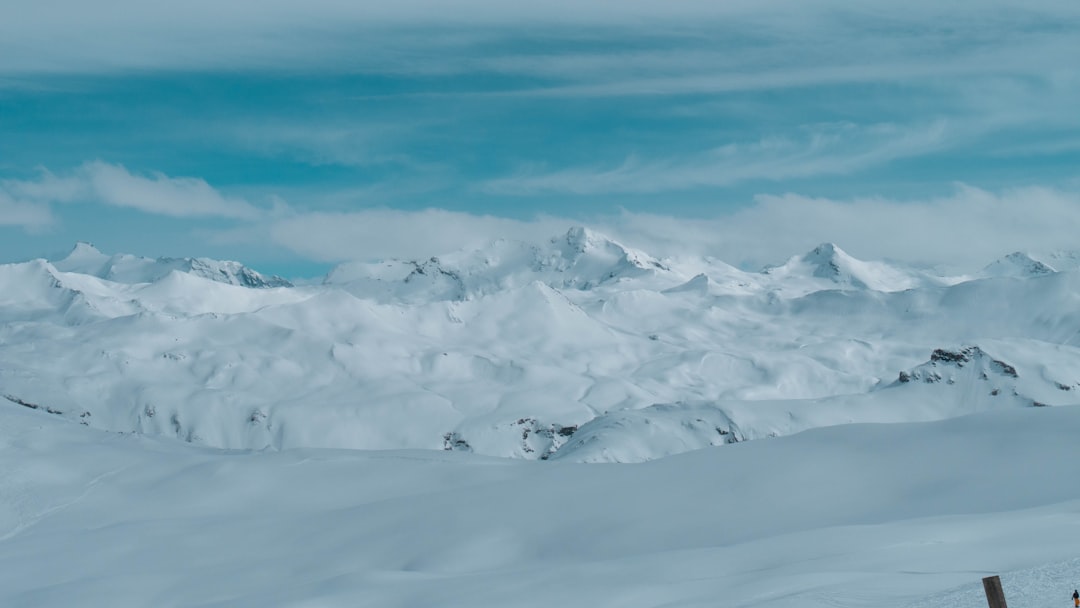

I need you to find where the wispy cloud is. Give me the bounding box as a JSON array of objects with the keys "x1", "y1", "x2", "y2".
[
  {"x1": 266, "y1": 209, "x2": 570, "y2": 263},
  {"x1": 601, "y1": 185, "x2": 1080, "y2": 272},
  {"x1": 2, "y1": 162, "x2": 263, "y2": 220},
  {"x1": 483, "y1": 121, "x2": 948, "y2": 195},
  {"x1": 4, "y1": 0, "x2": 1078, "y2": 78},
  {"x1": 221, "y1": 121, "x2": 445, "y2": 171},
  {"x1": 251, "y1": 183, "x2": 1080, "y2": 274},
  {"x1": 4, "y1": 158, "x2": 1076, "y2": 274},
  {"x1": 3, "y1": 2, "x2": 1078, "y2": 274},
  {"x1": 0, "y1": 191, "x2": 52, "y2": 229}
]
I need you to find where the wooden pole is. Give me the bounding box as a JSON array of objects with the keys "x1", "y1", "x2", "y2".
[{"x1": 982, "y1": 575, "x2": 1007, "y2": 608}]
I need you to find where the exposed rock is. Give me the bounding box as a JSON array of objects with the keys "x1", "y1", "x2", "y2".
[
  {"x1": 899, "y1": 346, "x2": 1018, "y2": 385},
  {"x1": 443, "y1": 432, "x2": 473, "y2": 452}
]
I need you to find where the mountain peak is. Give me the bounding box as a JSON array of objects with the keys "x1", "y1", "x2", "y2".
[
  {"x1": 763, "y1": 242, "x2": 861, "y2": 285},
  {"x1": 54, "y1": 241, "x2": 111, "y2": 275},
  {"x1": 801, "y1": 243, "x2": 854, "y2": 276},
  {"x1": 980, "y1": 251, "x2": 1056, "y2": 278},
  {"x1": 762, "y1": 243, "x2": 935, "y2": 292},
  {"x1": 807, "y1": 242, "x2": 842, "y2": 257},
  {"x1": 897, "y1": 345, "x2": 1019, "y2": 386},
  {"x1": 185, "y1": 258, "x2": 293, "y2": 289},
  {"x1": 557, "y1": 226, "x2": 608, "y2": 254},
  {"x1": 69, "y1": 241, "x2": 104, "y2": 256},
  {"x1": 550, "y1": 227, "x2": 669, "y2": 287}
]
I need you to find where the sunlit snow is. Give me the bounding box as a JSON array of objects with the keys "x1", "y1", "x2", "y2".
[{"x1": 2, "y1": 228, "x2": 1080, "y2": 606}]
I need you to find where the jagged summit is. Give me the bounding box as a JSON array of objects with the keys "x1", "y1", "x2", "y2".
[
  {"x1": 184, "y1": 258, "x2": 293, "y2": 289},
  {"x1": 980, "y1": 251, "x2": 1056, "y2": 278},
  {"x1": 889, "y1": 342, "x2": 1080, "y2": 410},
  {"x1": 556, "y1": 226, "x2": 655, "y2": 264},
  {"x1": 801, "y1": 242, "x2": 853, "y2": 281},
  {"x1": 559, "y1": 226, "x2": 604, "y2": 254},
  {"x1": 325, "y1": 226, "x2": 675, "y2": 302},
  {"x1": 546, "y1": 226, "x2": 669, "y2": 287},
  {"x1": 897, "y1": 345, "x2": 1018, "y2": 385}
]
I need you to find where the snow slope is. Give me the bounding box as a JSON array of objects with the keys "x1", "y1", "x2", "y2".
[{"x1": 2, "y1": 401, "x2": 1080, "y2": 607}]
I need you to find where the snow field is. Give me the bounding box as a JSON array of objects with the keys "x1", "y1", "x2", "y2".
[{"x1": 2, "y1": 404, "x2": 1080, "y2": 606}]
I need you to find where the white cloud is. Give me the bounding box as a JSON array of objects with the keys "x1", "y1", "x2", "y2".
[
  {"x1": 2, "y1": 162, "x2": 262, "y2": 220},
  {"x1": 222, "y1": 122, "x2": 443, "y2": 170},
  {"x1": 258, "y1": 184, "x2": 1080, "y2": 274},
  {"x1": 599, "y1": 185, "x2": 1080, "y2": 271},
  {"x1": 82, "y1": 162, "x2": 261, "y2": 219},
  {"x1": 0, "y1": 191, "x2": 52, "y2": 229},
  {"x1": 483, "y1": 122, "x2": 949, "y2": 195},
  {"x1": 267, "y1": 209, "x2": 569, "y2": 263}
]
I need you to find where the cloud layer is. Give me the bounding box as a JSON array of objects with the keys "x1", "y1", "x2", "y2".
[
  {"x1": 4, "y1": 0, "x2": 1079, "y2": 77},
  {"x1": 2, "y1": 3, "x2": 1078, "y2": 276},
  {"x1": 606, "y1": 186, "x2": 1080, "y2": 271},
  {"x1": 260, "y1": 184, "x2": 1080, "y2": 273},
  {"x1": 483, "y1": 122, "x2": 949, "y2": 195},
  {"x1": 2, "y1": 162, "x2": 263, "y2": 221},
  {"x1": 0, "y1": 191, "x2": 51, "y2": 229},
  {"x1": 4, "y1": 158, "x2": 1080, "y2": 274}
]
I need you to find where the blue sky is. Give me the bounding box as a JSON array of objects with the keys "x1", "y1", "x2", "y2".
[{"x1": 3, "y1": 0, "x2": 1080, "y2": 278}]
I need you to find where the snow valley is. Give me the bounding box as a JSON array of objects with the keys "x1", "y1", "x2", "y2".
[{"x1": 3, "y1": 227, "x2": 1080, "y2": 607}]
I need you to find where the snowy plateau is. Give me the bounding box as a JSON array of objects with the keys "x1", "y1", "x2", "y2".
[{"x1": 3, "y1": 227, "x2": 1080, "y2": 607}]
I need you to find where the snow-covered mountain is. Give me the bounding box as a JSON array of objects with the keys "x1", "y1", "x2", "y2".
[
  {"x1": 324, "y1": 226, "x2": 674, "y2": 302},
  {"x1": 979, "y1": 251, "x2": 1056, "y2": 278},
  {"x1": 762, "y1": 242, "x2": 951, "y2": 292},
  {"x1": 7, "y1": 228, "x2": 1080, "y2": 607},
  {"x1": 52, "y1": 242, "x2": 293, "y2": 288},
  {"x1": 4, "y1": 228, "x2": 1080, "y2": 462}
]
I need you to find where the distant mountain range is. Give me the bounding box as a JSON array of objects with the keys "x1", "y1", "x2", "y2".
[
  {"x1": 54, "y1": 241, "x2": 293, "y2": 288},
  {"x1": 2, "y1": 227, "x2": 1079, "y2": 461}
]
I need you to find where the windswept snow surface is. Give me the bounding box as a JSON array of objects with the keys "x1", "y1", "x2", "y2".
[
  {"x1": 5, "y1": 229, "x2": 1080, "y2": 605},
  {"x1": 3, "y1": 402, "x2": 1080, "y2": 607}
]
